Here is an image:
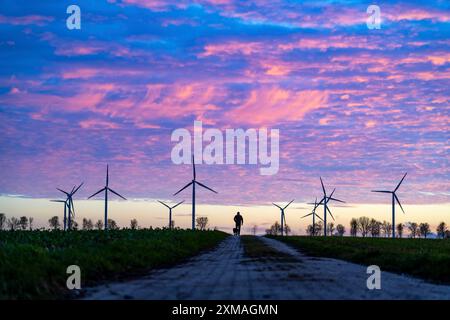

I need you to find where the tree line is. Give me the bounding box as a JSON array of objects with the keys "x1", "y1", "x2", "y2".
[
  {"x1": 0, "y1": 213, "x2": 211, "y2": 231},
  {"x1": 264, "y1": 217, "x2": 450, "y2": 239}
]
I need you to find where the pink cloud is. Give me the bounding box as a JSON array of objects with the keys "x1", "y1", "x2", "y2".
[
  {"x1": 225, "y1": 87, "x2": 329, "y2": 126},
  {"x1": 0, "y1": 14, "x2": 54, "y2": 26},
  {"x1": 199, "y1": 41, "x2": 264, "y2": 58},
  {"x1": 79, "y1": 119, "x2": 120, "y2": 129},
  {"x1": 385, "y1": 8, "x2": 450, "y2": 22}
]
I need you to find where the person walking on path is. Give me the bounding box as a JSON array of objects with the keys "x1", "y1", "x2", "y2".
[{"x1": 234, "y1": 212, "x2": 244, "y2": 236}]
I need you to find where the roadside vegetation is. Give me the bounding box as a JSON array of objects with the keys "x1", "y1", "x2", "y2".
[
  {"x1": 270, "y1": 235, "x2": 450, "y2": 284},
  {"x1": 240, "y1": 235, "x2": 295, "y2": 262},
  {"x1": 0, "y1": 228, "x2": 227, "y2": 299}
]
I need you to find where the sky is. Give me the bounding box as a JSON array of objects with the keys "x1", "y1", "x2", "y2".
[{"x1": 0, "y1": 0, "x2": 449, "y2": 233}]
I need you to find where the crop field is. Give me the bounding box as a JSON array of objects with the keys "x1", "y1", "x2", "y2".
[
  {"x1": 270, "y1": 236, "x2": 450, "y2": 284},
  {"x1": 0, "y1": 229, "x2": 228, "y2": 299}
]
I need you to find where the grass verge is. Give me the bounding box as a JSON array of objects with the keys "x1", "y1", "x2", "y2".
[
  {"x1": 241, "y1": 236, "x2": 298, "y2": 262},
  {"x1": 269, "y1": 235, "x2": 450, "y2": 284},
  {"x1": 0, "y1": 229, "x2": 228, "y2": 299}
]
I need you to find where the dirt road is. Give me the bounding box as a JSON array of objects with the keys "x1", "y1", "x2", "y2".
[{"x1": 83, "y1": 236, "x2": 450, "y2": 299}]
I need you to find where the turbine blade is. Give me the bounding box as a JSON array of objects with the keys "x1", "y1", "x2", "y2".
[
  {"x1": 50, "y1": 200, "x2": 65, "y2": 203},
  {"x1": 371, "y1": 190, "x2": 392, "y2": 193},
  {"x1": 329, "y1": 197, "x2": 345, "y2": 203},
  {"x1": 320, "y1": 177, "x2": 326, "y2": 196},
  {"x1": 272, "y1": 203, "x2": 282, "y2": 209},
  {"x1": 326, "y1": 206, "x2": 335, "y2": 221},
  {"x1": 57, "y1": 188, "x2": 69, "y2": 196},
  {"x1": 328, "y1": 188, "x2": 336, "y2": 199},
  {"x1": 158, "y1": 200, "x2": 170, "y2": 209},
  {"x1": 314, "y1": 213, "x2": 324, "y2": 222},
  {"x1": 106, "y1": 164, "x2": 109, "y2": 187},
  {"x1": 174, "y1": 182, "x2": 193, "y2": 196},
  {"x1": 394, "y1": 193, "x2": 405, "y2": 213},
  {"x1": 195, "y1": 181, "x2": 218, "y2": 194},
  {"x1": 108, "y1": 188, "x2": 127, "y2": 200},
  {"x1": 172, "y1": 200, "x2": 185, "y2": 208},
  {"x1": 72, "y1": 182, "x2": 84, "y2": 195},
  {"x1": 88, "y1": 187, "x2": 106, "y2": 199},
  {"x1": 70, "y1": 198, "x2": 75, "y2": 216},
  {"x1": 283, "y1": 199, "x2": 295, "y2": 210},
  {"x1": 301, "y1": 212, "x2": 313, "y2": 219},
  {"x1": 394, "y1": 172, "x2": 407, "y2": 192}
]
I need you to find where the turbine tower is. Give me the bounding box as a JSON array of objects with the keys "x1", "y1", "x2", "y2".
[
  {"x1": 174, "y1": 155, "x2": 217, "y2": 230},
  {"x1": 54, "y1": 182, "x2": 83, "y2": 230},
  {"x1": 158, "y1": 200, "x2": 184, "y2": 229},
  {"x1": 372, "y1": 172, "x2": 407, "y2": 238},
  {"x1": 302, "y1": 197, "x2": 323, "y2": 236},
  {"x1": 88, "y1": 165, "x2": 126, "y2": 230},
  {"x1": 317, "y1": 177, "x2": 345, "y2": 237},
  {"x1": 272, "y1": 200, "x2": 294, "y2": 236}
]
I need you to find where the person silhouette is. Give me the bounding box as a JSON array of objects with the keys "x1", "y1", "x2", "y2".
[{"x1": 233, "y1": 212, "x2": 244, "y2": 236}]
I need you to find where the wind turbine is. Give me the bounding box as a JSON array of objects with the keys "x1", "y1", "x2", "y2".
[
  {"x1": 372, "y1": 172, "x2": 407, "y2": 238},
  {"x1": 272, "y1": 200, "x2": 294, "y2": 236},
  {"x1": 54, "y1": 182, "x2": 83, "y2": 230},
  {"x1": 302, "y1": 197, "x2": 323, "y2": 236},
  {"x1": 88, "y1": 165, "x2": 126, "y2": 230},
  {"x1": 174, "y1": 155, "x2": 217, "y2": 230},
  {"x1": 317, "y1": 177, "x2": 345, "y2": 237},
  {"x1": 158, "y1": 200, "x2": 184, "y2": 229},
  {"x1": 50, "y1": 199, "x2": 69, "y2": 231}
]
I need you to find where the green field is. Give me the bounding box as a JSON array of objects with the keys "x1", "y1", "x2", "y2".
[
  {"x1": 269, "y1": 236, "x2": 450, "y2": 284},
  {"x1": 0, "y1": 229, "x2": 228, "y2": 299}
]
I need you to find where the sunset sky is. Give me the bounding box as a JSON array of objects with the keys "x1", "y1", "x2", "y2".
[{"x1": 0, "y1": 0, "x2": 448, "y2": 233}]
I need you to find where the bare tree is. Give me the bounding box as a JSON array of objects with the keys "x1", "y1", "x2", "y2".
[
  {"x1": 48, "y1": 216, "x2": 60, "y2": 230},
  {"x1": 196, "y1": 217, "x2": 209, "y2": 230},
  {"x1": 407, "y1": 222, "x2": 418, "y2": 238},
  {"x1": 29, "y1": 217, "x2": 34, "y2": 230},
  {"x1": 436, "y1": 222, "x2": 447, "y2": 239},
  {"x1": 336, "y1": 224, "x2": 345, "y2": 236},
  {"x1": 107, "y1": 219, "x2": 119, "y2": 230},
  {"x1": 95, "y1": 219, "x2": 104, "y2": 230},
  {"x1": 314, "y1": 221, "x2": 323, "y2": 236},
  {"x1": 0, "y1": 213, "x2": 6, "y2": 230},
  {"x1": 381, "y1": 221, "x2": 392, "y2": 238},
  {"x1": 327, "y1": 222, "x2": 335, "y2": 236},
  {"x1": 251, "y1": 225, "x2": 258, "y2": 235},
  {"x1": 19, "y1": 216, "x2": 28, "y2": 230},
  {"x1": 306, "y1": 224, "x2": 314, "y2": 236},
  {"x1": 71, "y1": 220, "x2": 79, "y2": 230},
  {"x1": 82, "y1": 218, "x2": 94, "y2": 230},
  {"x1": 266, "y1": 221, "x2": 281, "y2": 236},
  {"x1": 284, "y1": 224, "x2": 291, "y2": 236},
  {"x1": 369, "y1": 219, "x2": 381, "y2": 237},
  {"x1": 7, "y1": 217, "x2": 20, "y2": 231},
  {"x1": 358, "y1": 217, "x2": 370, "y2": 237},
  {"x1": 396, "y1": 223, "x2": 404, "y2": 238},
  {"x1": 130, "y1": 218, "x2": 138, "y2": 230},
  {"x1": 419, "y1": 223, "x2": 430, "y2": 238},
  {"x1": 350, "y1": 218, "x2": 358, "y2": 237}
]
